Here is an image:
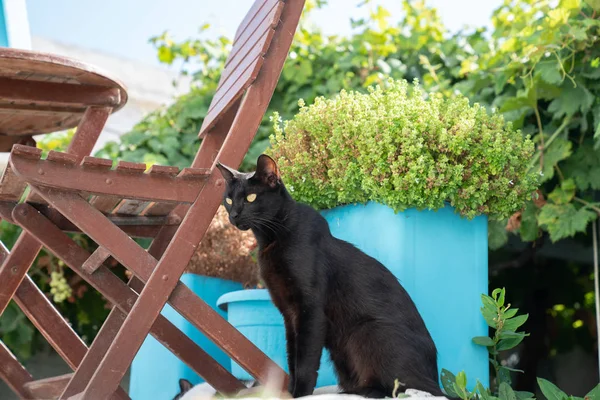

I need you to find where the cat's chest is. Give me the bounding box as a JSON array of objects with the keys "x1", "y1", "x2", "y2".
[{"x1": 258, "y1": 244, "x2": 298, "y2": 312}]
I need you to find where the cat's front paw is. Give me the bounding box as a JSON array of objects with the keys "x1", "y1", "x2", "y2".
[
  {"x1": 291, "y1": 383, "x2": 314, "y2": 398},
  {"x1": 287, "y1": 380, "x2": 295, "y2": 396}
]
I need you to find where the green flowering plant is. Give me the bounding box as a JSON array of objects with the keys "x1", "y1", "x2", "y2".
[{"x1": 269, "y1": 79, "x2": 538, "y2": 220}]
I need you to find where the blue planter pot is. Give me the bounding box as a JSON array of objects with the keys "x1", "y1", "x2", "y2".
[
  {"x1": 217, "y1": 289, "x2": 338, "y2": 387},
  {"x1": 321, "y1": 202, "x2": 489, "y2": 389},
  {"x1": 129, "y1": 274, "x2": 243, "y2": 400}
]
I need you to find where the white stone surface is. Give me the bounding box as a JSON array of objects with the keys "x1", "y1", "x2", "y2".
[{"x1": 178, "y1": 383, "x2": 449, "y2": 400}]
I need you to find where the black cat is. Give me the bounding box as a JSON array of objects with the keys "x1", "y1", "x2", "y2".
[{"x1": 216, "y1": 154, "x2": 446, "y2": 398}]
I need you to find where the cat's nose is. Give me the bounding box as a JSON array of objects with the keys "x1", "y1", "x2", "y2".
[{"x1": 230, "y1": 211, "x2": 239, "y2": 219}]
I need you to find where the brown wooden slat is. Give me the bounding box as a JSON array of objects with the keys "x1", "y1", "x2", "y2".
[
  {"x1": 0, "y1": 77, "x2": 121, "y2": 107},
  {"x1": 0, "y1": 162, "x2": 27, "y2": 201},
  {"x1": 0, "y1": 341, "x2": 34, "y2": 399},
  {"x1": 0, "y1": 232, "x2": 43, "y2": 316},
  {"x1": 177, "y1": 167, "x2": 212, "y2": 179},
  {"x1": 0, "y1": 109, "x2": 82, "y2": 137},
  {"x1": 112, "y1": 199, "x2": 150, "y2": 215},
  {"x1": 47, "y1": 150, "x2": 78, "y2": 165},
  {"x1": 13, "y1": 275, "x2": 88, "y2": 370},
  {"x1": 199, "y1": 57, "x2": 265, "y2": 135},
  {"x1": 89, "y1": 195, "x2": 122, "y2": 213},
  {"x1": 213, "y1": 27, "x2": 276, "y2": 110},
  {"x1": 82, "y1": 246, "x2": 111, "y2": 274},
  {"x1": 10, "y1": 154, "x2": 208, "y2": 203},
  {"x1": 32, "y1": 205, "x2": 163, "y2": 237},
  {"x1": 143, "y1": 202, "x2": 178, "y2": 217},
  {"x1": 81, "y1": 156, "x2": 113, "y2": 169},
  {"x1": 233, "y1": 0, "x2": 280, "y2": 43},
  {"x1": 147, "y1": 164, "x2": 179, "y2": 176},
  {"x1": 66, "y1": 107, "x2": 113, "y2": 162},
  {"x1": 0, "y1": 48, "x2": 127, "y2": 92},
  {"x1": 13, "y1": 203, "x2": 245, "y2": 395},
  {"x1": 23, "y1": 373, "x2": 73, "y2": 399},
  {"x1": 227, "y1": 0, "x2": 282, "y2": 67},
  {"x1": 116, "y1": 160, "x2": 146, "y2": 173},
  {"x1": 12, "y1": 143, "x2": 42, "y2": 159}
]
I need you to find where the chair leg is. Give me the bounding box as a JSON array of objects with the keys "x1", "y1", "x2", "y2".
[
  {"x1": 0, "y1": 231, "x2": 43, "y2": 315},
  {"x1": 31, "y1": 186, "x2": 287, "y2": 392},
  {"x1": 0, "y1": 340, "x2": 34, "y2": 399},
  {"x1": 59, "y1": 310, "x2": 129, "y2": 400},
  {"x1": 81, "y1": 174, "x2": 281, "y2": 399},
  {"x1": 14, "y1": 203, "x2": 245, "y2": 396},
  {"x1": 14, "y1": 275, "x2": 87, "y2": 369}
]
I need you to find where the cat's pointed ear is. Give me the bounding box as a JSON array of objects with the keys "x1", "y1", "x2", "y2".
[
  {"x1": 216, "y1": 161, "x2": 237, "y2": 182},
  {"x1": 178, "y1": 378, "x2": 193, "y2": 393},
  {"x1": 255, "y1": 154, "x2": 280, "y2": 188}
]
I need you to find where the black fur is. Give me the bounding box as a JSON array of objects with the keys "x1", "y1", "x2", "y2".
[
  {"x1": 217, "y1": 155, "x2": 446, "y2": 398},
  {"x1": 172, "y1": 378, "x2": 193, "y2": 400}
]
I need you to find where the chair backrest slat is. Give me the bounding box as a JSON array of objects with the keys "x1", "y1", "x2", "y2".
[
  {"x1": 232, "y1": 0, "x2": 281, "y2": 44},
  {"x1": 200, "y1": 57, "x2": 265, "y2": 137},
  {"x1": 198, "y1": 0, "x2": 284, "y2": 137},
  {"x1": 226, "y1": 0, "x2": 284, "y2": 69}
]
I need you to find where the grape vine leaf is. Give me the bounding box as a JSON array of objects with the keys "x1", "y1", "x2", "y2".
[
  {"x1": 488, "y1": 219, "x2": 509, "y2": 250},
  {"x1": 536, "y1": 61, "x2": 563, "y2": 85},
  {"x1": 562, "y1": 142, "x2": 600, "y2": 190},
  {"x1": 538, "y1": 203, "x2": 597, "y2": 242},
  {"x1": 548, "y1": 179, "x2": 576, "y2": 204},
  {"x1": 548, "y1": 82, "x2": 595, "y2": 118},
  {"x1": 520, "y1": 201, "x2": 539, "y2": 241},
  {"x1": 541, "y1": 137, "x2": 573, "y2": 183}
]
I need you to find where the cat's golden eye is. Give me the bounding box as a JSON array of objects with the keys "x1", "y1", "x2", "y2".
[
  {"x1": 246, "y1": 193, "x2": 257, "y2": 203},
  {"x1": 225, "y1": 198, "x2": 233, "y2": 205}
]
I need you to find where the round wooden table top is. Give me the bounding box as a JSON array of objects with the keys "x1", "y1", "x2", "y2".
[{"x1": 0, "y1": 48, "x2": 128, "y2": 151}]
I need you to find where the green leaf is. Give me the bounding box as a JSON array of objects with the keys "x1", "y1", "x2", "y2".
[
  {"x1": 548, "y1": 82, "x2": 595, "y2": 118},
  {"x1": 496, "y1": 335, "x2": 526, "y2": 351},
  {"x1": 504, "y1": 308, "x2": 519, "y2": 319},
  {"x1": 541, "y1": 137, "x2": 572, "y2": 183},
  {"x1": 515, "y1": 391, "x2": 535, "y2": 400},
  {"x1": 538, "y1": 203, "x2": 597, "y2": 242},
  {"x1": 498, "y1": 330, "x2": 526, "y2": 339},
  {"x1": 499, "y1": 382, "x2": 517, "y2": 400},
  {"x1": 585, "y1": 383, "x2": 600, "y2": 400},
  {"x1": 537, "y1": 378, "x2": 569, "y2": 400},
  {"x1": 503, "y1": 314, "x2": 529, "y2": 331},
  {"x1": 472, "y1": 336, "x2": 496, "y2": 347},
  {"x1": 476, "y1": 381, "x2": 496, "y2": 400},
  {"x1": 157, "y1": 46, "x2": 175, "y2": 64},
  {"x1": 440, "y1": 369, "x2": 459, "y2": 398},
  {"x1": 594, "y1": 104, "x2": 600, "y2": 150},
  {"x1": 456, "y1": 371, "x2": 467, "y2": 390},
  {"x1": 583, "y1": 0, "x2": 600, "y2": 11},
  {"x1": 498, "y1": 288, "x2": 505, "y2": 307},
  {"x1": 548, "y1": 178, "x2": 577, "y2": 204},
  {"x1": 489, "y1": 219, "x2": 509, "y2": 250},
  {"x1": 520, "y1": 202, "x2": 539, "y2": 242},
  {"x1": 562, "y1": 142, "x2": 600, "y2": 190},
  {"x1": 498, "y1": 367, "x2": 512, "y2": 386},
  {"x1": 536, "y1": 61, "x2": 563, "y2": 85}
]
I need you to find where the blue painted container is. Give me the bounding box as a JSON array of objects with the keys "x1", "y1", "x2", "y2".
[
  {"x1": 1, "y1": 0, "x2": 11, "y2": 46},
  {"x1": 320, "y1": 202, "x2": 489, "y2": 389},
  {"x1": 129, "y1": 274, "x2": 243, "y2": 400},
  {"x1": 217, "y1": 289, "x2": 338, "y2": 387}
]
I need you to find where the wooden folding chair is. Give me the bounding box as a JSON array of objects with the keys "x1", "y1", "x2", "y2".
[
  {"x1": 0, "y1": 47, "x2": 129, "y2": 399},
  {"x1": 0, "y1": 0, "x2": 305, "y2": 398}
]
